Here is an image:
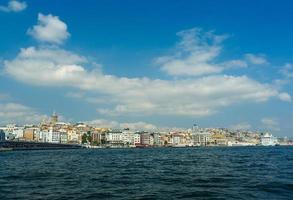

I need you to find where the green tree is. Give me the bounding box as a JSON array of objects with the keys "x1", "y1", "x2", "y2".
[
  {"x1": 82, "y1": 133, "x2": 87, "y2": 144},
  {"x1": 87, "y1": 135, "x2": 93, "y2": 143}
]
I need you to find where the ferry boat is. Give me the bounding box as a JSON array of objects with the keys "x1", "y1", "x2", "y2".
[{"x1": 261, "y1": 133, "x2": 278, "y2": 146}]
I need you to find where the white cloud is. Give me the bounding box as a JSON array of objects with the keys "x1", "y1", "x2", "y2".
[
  {"x1": 4, "y1": 46, "x2": 87, "y2": 86},
  {"x1": 120, "y1": 122, "x2": 157, "y2": 130},
  {"x1": 0, "y1": 1, "x2": 27, "y2": 12},
  {"x1": 0, "y1": 93, "x2": 10, "y2": 100},
  {"x1": 280, "y1": 63, "x2": 293, "y2": 78},
  {"x1": 261, "y1": 118, "x2": 280, "y2": 131},
  {"x1": 84, "y1": 119, "x2": 157, "y2": 131},
  {"x1": 222, "y1": 59, "x2": 248, "y2": 69},
  {"x1": 155, "y1": 28, "x2": 271, "y2": 77},
  {"x1": 278, "y1": 92, "x2": 291, "y2": 102},
  {"x1": 27, "y1": 13, "x2": 70, "y2": 44},
  {"x1": 84, "y1": 119, "x2": 119, "y2": 128},
  {"x1": 156, "y1": 28, "x2": 226, "y2": 76},
  {"x1": 0, "y1": 102, "x2": 48, "y2": 125},
  {"x1": 65, "y1": 92, "x2": 85, "y2": 99},
  {"x1": 245, "y1": 53, "x2": 268, "y2": 65},
  {"x1": 3, "y1": 17, "x2": 291, "y2": 120},
  {"x1": 230, "y1": 122, "x2": 252, "y2": 130},
  {"x1": 4, "y1": 46, "x2": 289, "y2": 117}
]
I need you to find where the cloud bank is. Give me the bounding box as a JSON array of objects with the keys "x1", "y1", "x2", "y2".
[{"x1": 2, "y1": 13, "x2": 291, "y2": 121}]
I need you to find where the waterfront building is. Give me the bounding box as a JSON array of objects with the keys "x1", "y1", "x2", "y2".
[
  {"x1": 121, "y1": 129, "x2": 135, "y2": 146},
  {"x1": 40, "y1": 127, "x2": 61, "y2": 143},
  {"x1": 59, "y1": 131, "x2": 68, "y2": 144},
  {"x1": 192, "y1": 131, "x2": 211, "y2": 146},
  {"x1": 106, "y1": 129, "x2": 124, "y2": 147},
  {"x1": 133, "y1": 132, "x2": 141, "y2": 146},
  {"x1": 5, "y1": 124, "x2": 16, "y2": 133},
  {"x1": 49, "y1": 130, "x2": 61, "y2": 143},
  {"x1": 23, "y1": 127, "x2": 40, "y2": 141},
  {"x1": 12, "y1": 128, "x2": 24, "y2": 140},
  {"x1": 140, "y1": 132, "x2": 153, "y2": 146},
  {"x1": 0, "y1": 124, "x2": 15, "y2": 139},
  {"x1": 210, "y1": 133, "x2": 228, "y2": 146},
  {"x1": 0, "y1": 125, "x2": 25, "y2": 140},
  {"x1": 67, "y1": 129, "x2": 80, "y2": 143},
  {"x1": 39, "y1": 129, "x2": 47, "y2": 143},
  {"x1": 152, "y1": 132, "x2": 161, "y2": 146},
  {"x1": 160, "y1": 133, "x2": 171, "y2": 146},
  {"x1": 92, "y1": 131, "x2": 102, "y2": 145},
  {"x1": 171, "y1": 132, "x2": 186, "y2": 147},
  {"x1": 278, "y1": 137, "x2": 290, "y2": 145}
]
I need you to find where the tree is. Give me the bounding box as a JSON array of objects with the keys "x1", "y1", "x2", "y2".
[
  {"x1": 82, "y1": 133, "x2": 87, "y2": 144},
  {"x1": 87, "y1": 135, "x2": 92, "y2": 144},
  {"x1": 164, "y1": 140, "x2": 168, "y2": 146}
]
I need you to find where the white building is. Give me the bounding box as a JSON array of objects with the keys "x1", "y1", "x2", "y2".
[
  {"x1": 192, "y1": 131, "x2": 211, "y2": 146},
  {"x1": 106, "y1": 130, "x2": 124, "y2": 146},
  {"x1": 133, "y1": 133, "x2": 141, "y2": 145},
  {"x1": 0, "y1": 125, "x2": 24, "y2": 140},
  {"x1": 40, "y1": 128, "x2": 61, "y2": 143},
  {"x1": 13, "y1": 128, "x2": 24, "y2": 139},
  {"x1": 121, "y1": 130, "x2": 135, "y2": 145},
  {"x1": 68, "y1": 129, "x2": 79, "y2": 143}
]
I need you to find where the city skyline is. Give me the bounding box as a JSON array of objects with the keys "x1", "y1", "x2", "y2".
[{"x1": 1, "y1": 0, "x2": 293, "y2": 136}]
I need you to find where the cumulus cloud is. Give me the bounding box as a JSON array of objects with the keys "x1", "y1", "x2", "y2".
[
  {"x1": 27, "y1": 13, "x2": 70, "y2": 44},
  {"x1": 156, "y1": 28, "x2": 226, "y2": 76},
  {"x1": 0, "y1": 0, "x2": 27, "y2": 12},
  {"x1": 4, "y1": 45, "x2": 289, "y2": 117},
  {"x1": 4, "y1": 46, "x2": 87, "y2": 86},
  {"x1": 278, "y1": 92, "x2": 291, "y2": 102},
  {"x1": 2, "y1": 16, "x2": 291, "y2": 120},
  {"x1": 155, "y1": 28, "x2": 271, "y2": 77}
]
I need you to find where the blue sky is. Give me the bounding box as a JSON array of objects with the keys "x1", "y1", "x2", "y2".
[{"x1": 1, "y1": 0, "x2": 293, "y2": 136}]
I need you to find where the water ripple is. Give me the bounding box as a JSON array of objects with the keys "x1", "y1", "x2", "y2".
[{"x1": 0, "y1": 146, "x2": 293, "y2": 199}]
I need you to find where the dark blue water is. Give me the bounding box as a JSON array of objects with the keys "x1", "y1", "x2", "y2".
[{"x1": 1, "y1": 147, "x2": 293, "y2": 199}]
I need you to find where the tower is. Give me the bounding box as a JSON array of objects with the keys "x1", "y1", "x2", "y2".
[{"x1": 51, "y1": 111, "x2": 58, "y2": 124}]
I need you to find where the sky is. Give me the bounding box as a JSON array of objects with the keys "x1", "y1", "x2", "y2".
[{"x1": 0, "y1": 0, "x2": 293, "y2": 136}]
